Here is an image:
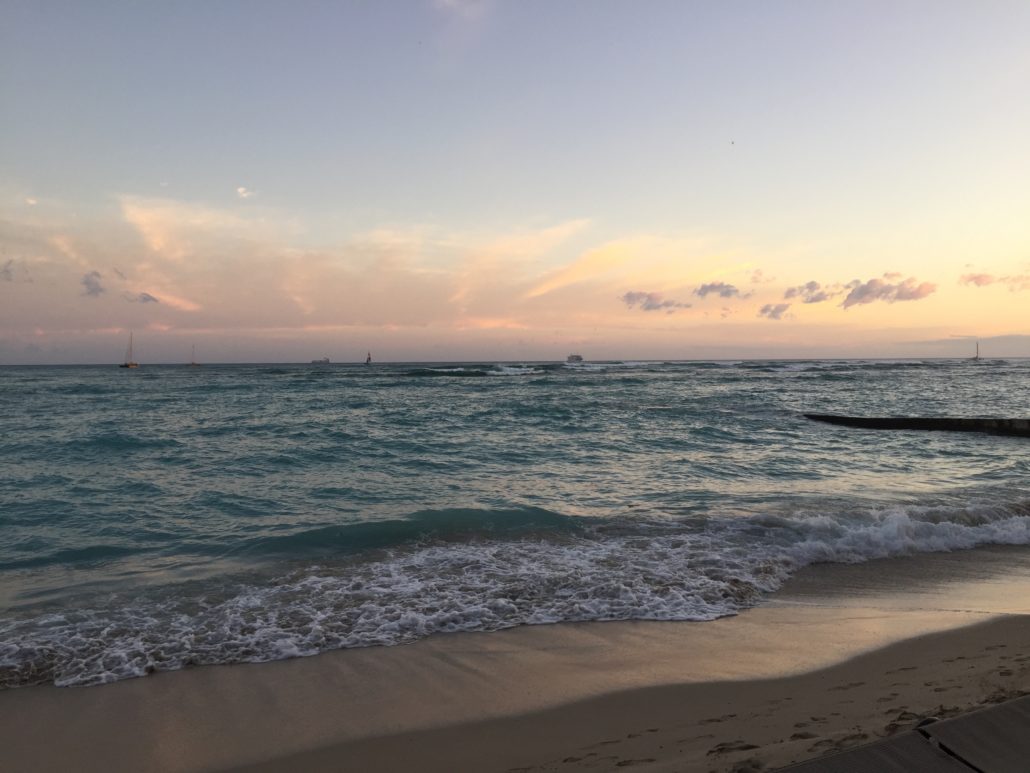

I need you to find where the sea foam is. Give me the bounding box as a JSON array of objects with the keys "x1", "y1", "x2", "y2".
[{"x1": 3, "y1": 499, "x2": 1029, "y2": 688}]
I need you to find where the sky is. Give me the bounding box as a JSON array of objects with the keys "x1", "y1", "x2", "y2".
[{"x1": 2, "y1": 0, "x2": 1028, "y2": 363}]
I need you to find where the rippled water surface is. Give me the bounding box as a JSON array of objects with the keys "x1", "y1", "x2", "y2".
[{"x1": 1, "y1": 359, "x2": 1028, "y2": 687}]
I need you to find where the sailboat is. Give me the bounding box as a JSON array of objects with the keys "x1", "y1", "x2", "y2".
[
  {"x1": 972, "y1": 341, "x2": 981, "y2": 362},
  {"x1": 189, "y1": 344, "x2": 199, "y2": 367},
  {"x1": 119, "y1": 332, "x2": 139, "y2": 368},
  {"x1": 365, "y1": 352, "x2": 372, "y2": 365}
]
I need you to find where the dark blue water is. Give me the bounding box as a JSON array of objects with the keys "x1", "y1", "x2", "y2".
[{"x1": 1, "y1": 359, "x2": 1028, "y2": 687}]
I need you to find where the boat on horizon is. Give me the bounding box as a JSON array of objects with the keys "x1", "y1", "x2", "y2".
[
  {"x1": 119, "y1": 332, "x2": 139, "y2": 368},
  {"x1": 972, "y1": 341, "x2": 981, "y2": 362},
  {"x1": 189, "y1": 344, "x2": 199, "y2": 367},
  {"x1": 311, "y1": 357, "x2": 330, "y2": 364},
  {"x1": 566, "y1": 354, "x2": 583, "y2": 363},
  {"x1": 365, "y1": 352, "x2": 372, "y2": 365}
]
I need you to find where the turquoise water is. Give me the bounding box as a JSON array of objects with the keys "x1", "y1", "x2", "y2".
[{"x1": 1, "y1": 359, "x2": 1028, "y2": 687}]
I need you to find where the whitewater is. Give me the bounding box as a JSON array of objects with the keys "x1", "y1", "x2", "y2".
[{"x1": 1, "y1": 358, "x2": 1028, "y2": 688}]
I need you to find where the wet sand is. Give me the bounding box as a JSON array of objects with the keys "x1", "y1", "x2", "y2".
[{"x1": 2, "y1": 546, "x2": 1030, "y2": 773}]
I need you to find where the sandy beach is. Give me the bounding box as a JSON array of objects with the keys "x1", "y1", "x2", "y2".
[{"x1": 0, "y1": 545, "x2": 1028, "y2": 772}]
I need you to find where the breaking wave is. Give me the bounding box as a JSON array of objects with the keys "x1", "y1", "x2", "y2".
[{"x1": 3, "y1": 499, "x2": 1030, "y2": 689}]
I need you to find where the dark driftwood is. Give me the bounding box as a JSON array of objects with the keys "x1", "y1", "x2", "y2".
[{"x1": 804, "y1": 414, "x2": 1030, "y2": 438}]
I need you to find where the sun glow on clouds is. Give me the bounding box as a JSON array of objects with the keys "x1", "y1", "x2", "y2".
[
  {"x1": 1, "y1": 190, "x2": 1027, "y2": 361},
  {"x1": 523, "y1": 235, "x2": 718, "y2": 301}
]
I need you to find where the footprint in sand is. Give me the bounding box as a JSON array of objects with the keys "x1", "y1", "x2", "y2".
[
  {"x1": 808, "y1": 732, "x2": 868, "y2": 753},
  {"x1": 790, "y1": 731, "x2": 818, "y2": 740},
  {"x1": 614, "y1": 760, "x2": 656, "y2": 768},
  {"x1": 700, "y1": 714, "x2": 738, "y2": 724},
  {"x1": 828, "y1": 681, "x2": 865, "y2": 691},
  {"x1": 678, "y1": 734, "x2": 715, "y2": 744},
  {"x1": 707, "y1": 740, "x2": 759, "y2": 756}
]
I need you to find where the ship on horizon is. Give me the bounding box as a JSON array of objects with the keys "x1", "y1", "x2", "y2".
[{"x1": 119, "y1": 332, "x2": 139, "y2": 368}]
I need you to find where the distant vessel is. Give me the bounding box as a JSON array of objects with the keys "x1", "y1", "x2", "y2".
[
  {"x1": 311, "y1": 357, "x2": 330, "y2": 364},
  {"x1": 189, "y1": 344, "x2": 199, "y2": 367},
  {"x1": 119, "y1": 332, "x2": 139, "y2": 368},
  {"x1": 365, "y1": 352, "x2": 372, "y2": 365},
  {"x1": 566, "y1": 354, "x2": 583, "y2": 363},
  {"x1": 972, "y1": 341, "x2": 981, "y2": 362}
]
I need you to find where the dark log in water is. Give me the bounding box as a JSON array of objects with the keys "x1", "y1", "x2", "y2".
[{"x1": 804, "y1": 414, "x2": 1030, "y2": 438}]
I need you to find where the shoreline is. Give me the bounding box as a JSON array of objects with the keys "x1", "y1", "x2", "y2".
[
  {"x1": 3, "y1": 546, "x2": 1030, "y2": 772},
  {"x1": 238, "y1": 615, "x2": 1030, "y2": 773}
]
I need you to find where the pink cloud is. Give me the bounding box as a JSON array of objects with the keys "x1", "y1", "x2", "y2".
[
  {"x1": 961, "y1": 272, "x2": 1030, "y2": 291},
  {"x1": 960, "y1": 273, "x2": 996, "y2": 286},
  {"x1": 841, "y1": 275, "x2": 936, "y2": 309}
]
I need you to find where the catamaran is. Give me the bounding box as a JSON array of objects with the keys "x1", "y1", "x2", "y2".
[{"x1": 119, "y1": 332, "x2": 139, "y2": 368}]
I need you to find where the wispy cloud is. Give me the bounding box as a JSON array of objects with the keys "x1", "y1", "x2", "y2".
[
  {"x1": 120, "y1": 195, "x2": 254, "y2": 262},
  {"x1": 621, "y1": 290, "x2": 691, "y2": 312},
  {"x1": 841, "y1": 275, "x2": 936, "y2": 309},
  {"x1": 236, "y1": 186, "x2": 256, "y2": 199},
  {"x1": 758, "y1": 303, "x2": 791, "y2": 320},
  {"x1": 784, "y1": 280, "x2": 835, "y2": 304},
  {"x1": 694, "y1": 281, "x2": 743, "y2": 299},
  {"x1": 124, "y1": 291, "x2": 159, "y2": 303},
  {"x1": 960, "y1": 273, "x2": 995, "y2": 286},
  {"x1": 960, "y1": 272, "x2": 1030, "y2": 291},
  {"x1": 750, "y1": 269, "x2": 775, "y2": 284},
  {"x1": 524, "y1": 240, "x2": 636, "y2": 299},
  {"x1": 81, "y1": 270, "x2": 105, "y2": 296},
  {"x1": 451, "y1": 218, "x2": 590, "y2": 305}
]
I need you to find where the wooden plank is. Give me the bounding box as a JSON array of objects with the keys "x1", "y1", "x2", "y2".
[{"x1": 778, "y1": 730, "x2": 972, "y2": 772}]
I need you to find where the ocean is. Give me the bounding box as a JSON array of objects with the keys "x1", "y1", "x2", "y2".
[{"x1": 1, "y1": 358, "x2": 1028, "y2": 689}]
